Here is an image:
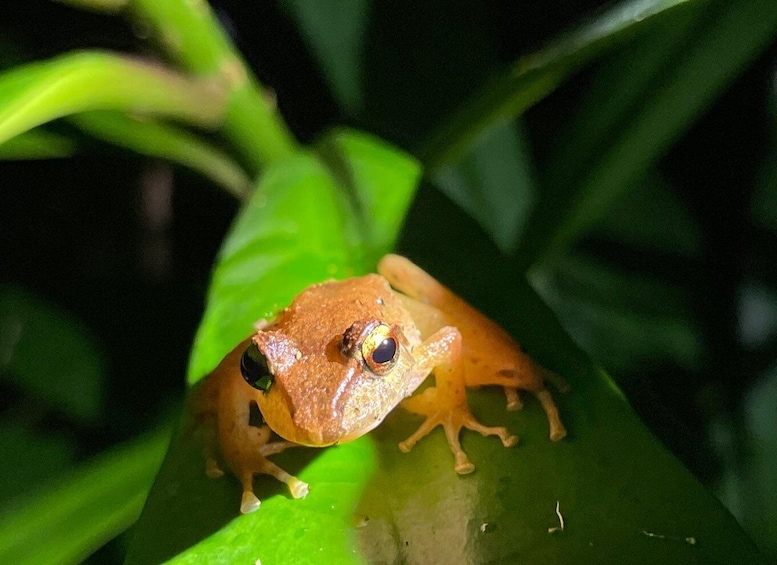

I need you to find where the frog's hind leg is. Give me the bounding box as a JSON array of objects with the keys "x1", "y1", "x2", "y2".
[
  {"x1": 484, "y1": 365, "x2": 568, "y2": 441},
  {"x1": 534, "y1": 389, "x2": 567, "y2": 441},
  {"x1": 503, "y1": 387, "x2": 524, "y2": 411}
]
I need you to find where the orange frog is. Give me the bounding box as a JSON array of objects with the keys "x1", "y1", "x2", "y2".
[{"x1": 191, "y1": 255, "x2": 568, "y2": 514}]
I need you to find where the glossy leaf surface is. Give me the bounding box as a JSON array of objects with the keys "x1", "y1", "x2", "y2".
[{"x1": 128, "y1": 130, "x2": 763, "y2": 563}]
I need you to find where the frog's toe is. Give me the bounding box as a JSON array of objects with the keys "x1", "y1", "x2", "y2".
[
  {"x1": 240, "y1": 491, "x2": 261, "y2": 514},
  {"x1": 454, "y1": 457, "x2": 475, "y2": 474},
  {"x1": 504, "y1": 387, "x2": 524, "y2": 411},
  {"x1": 550, "y1": 424, "x2": 567, "y2": 441},
  {"x1": 398, "y1": 412, "x2": 441, "y2": 453},
  {"x1": 288, "y1": 477, "x2": 309, "y2": 499}
]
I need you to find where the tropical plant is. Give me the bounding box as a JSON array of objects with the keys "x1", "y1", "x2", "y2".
[{"x1": 1, "y1": 0, "x2": 776, "y2": 563}]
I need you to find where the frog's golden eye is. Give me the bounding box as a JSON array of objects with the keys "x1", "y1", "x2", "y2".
[
  {"x1": 240, "y1": 342, "x2": 274, "y2": 392},
  {"x1": 361, "y1": 323, "x2": 399, "y2": 376}
]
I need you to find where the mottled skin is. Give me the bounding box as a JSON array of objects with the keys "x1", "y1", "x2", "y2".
[{"x1": 191, "y1": 255, "x2": 568, "y2": 514}]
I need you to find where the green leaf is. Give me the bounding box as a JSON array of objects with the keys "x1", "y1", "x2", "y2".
[
  {"x1": 419, "y1": 0, "x2": 697, "y2": 171},
  {"x1": 281, "y1": 0, "x2": 370, "y2": 115},
  {"x1": 432, "y1": 120, "x2": 537, "y2": 253},
  {"x1": 0, "y1": 422, "x2": 76, "y2": 503},
  {"x1": 0, "y1": 285, "x2": 105, "y2": 424},
  {"x1": 518, "y1": 0, "x2": 777, "y2": 268},
  {"x1": 0, "y1": 51, "x2": 226, "y2": 149},
  {"x1": 128, "y1": 129, "x2": 762, "y2": 563},
  {"x1": 0, "y1": 427, "x2": 169, "y2": 565},
  {"x1": 316, "y1": 128, "x2": 422, "y2": 265}
]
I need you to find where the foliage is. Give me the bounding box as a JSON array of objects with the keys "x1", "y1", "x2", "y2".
[{"x1": 1, "y1": 0, "x2": 776, "y2": 563}]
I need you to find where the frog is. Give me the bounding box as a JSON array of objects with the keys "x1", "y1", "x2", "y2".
[{"x1": 190, "y1": 254, "x2": 568, "y2": 514}]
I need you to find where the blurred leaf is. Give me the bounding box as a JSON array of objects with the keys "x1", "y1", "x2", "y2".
[
  {"x1": 518, "y1": 0, "x2": 777, "y2": 268},
  {"x1": 737, "y1": 367, "x2": 777, "y2": 557},
  {"x1": 0, "y1": 129, "x2": 76, "y2": 160},
  {"x1": 0, "y1": 422, "x2": 76, "y2": 503},
  {"x1": 50, "y1": 0, "x2": 126, "y2": 14},
  {"x1": 70, "y1": 111, "x2": 252, "y2": 199},
  {"x1": 0, "y1": 51, "x2": 226, "y2": 149},
  {"x1": 534, "y1": 255, "x2": 704, "y2": 373},
  {"x1": 432, "y1": 120, "x2": 537, "y2": 253},
  {"x1": 417, "y1": 0, "x2": 697, "y2": 255},
  {"x1": 419, "y1": 0, "x2": 697, "y2": 171},
  {"x1": 0, "y1": 285, "x2": 105, "y2": 424},
  {"x1": 0, "y1": 427, "x2": 169, "y2": 565},
  {"x1": 281, "y1": 0, "x2": 371, "y2": 115},
  {"x1": 589, "y1": 169, "x2": 702, "y2": 257},
  {"x1": 752, "y1": 135, "x2": 777, "y2": 233},
  {"x1": 739, "y1": 281, "x2": 777, "y2": 351}
]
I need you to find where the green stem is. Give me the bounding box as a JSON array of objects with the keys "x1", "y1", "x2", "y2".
[{"x1": 126, "y1": 0, "x2": 300, "y2": 172}]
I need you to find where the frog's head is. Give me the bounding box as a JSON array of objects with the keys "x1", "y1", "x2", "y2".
[{"x1": 241, "y1": 318, "x2": 417, "y2": 446}]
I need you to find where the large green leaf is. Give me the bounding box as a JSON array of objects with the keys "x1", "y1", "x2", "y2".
[{"x1": 127, "y1": 129, "x2": 762, "y2": 563}]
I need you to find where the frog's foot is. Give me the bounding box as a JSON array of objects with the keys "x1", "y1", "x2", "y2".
[
  {"x1": 503, "y1": 387, "x2": 524, "y2": 411},
  {"x1": 536, "y1": 389, "x2": 567, "y2": 441},
  {"x1": 492, "y1": 370, "x2": 568, "y2": 440},
  {"x1": 233, "y1": 440, "x2": 309, "y2": 514},
  {"x1": 399, "y1": 387, "x2": 518, "y2": 474},
  {"x1": 238, "y1": 458, "x2": 310, "y2": 514}
]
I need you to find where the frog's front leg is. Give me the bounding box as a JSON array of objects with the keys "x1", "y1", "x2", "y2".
[
  {"x1": 223, "y1": 422, "x2": 308, "y2": 514},
  {"x1": 401, "y1": 326, "x2": 518, "y2": 473},
  {"x1": 379, "y1": 254, "x2": 568, "y2": 442},
  {"x1": 197, "y1": 343, "x2": 309, "y2": 514}
]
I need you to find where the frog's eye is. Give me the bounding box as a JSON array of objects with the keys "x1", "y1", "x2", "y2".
[
  {"x1": 240, "y1": 342, "x2": 274, "y2": 392},
  {"x1": 361, "y1": 323, "x2": 399, "y2": 376}
]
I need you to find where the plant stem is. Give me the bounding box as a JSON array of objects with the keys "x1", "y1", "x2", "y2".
[
  {"x1": 126, "y1": 0, "x2": 300, "y2": 173},
  {"x1": 0, "y1": 52, "x2": 227, "y2": 148}
]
